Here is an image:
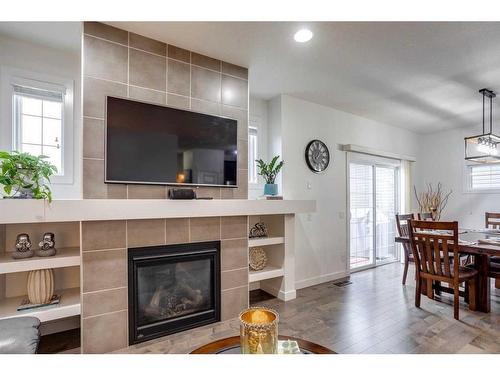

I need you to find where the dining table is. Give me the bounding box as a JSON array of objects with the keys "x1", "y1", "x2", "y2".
[{"x1": 395, "y1": 228, "x2": 500, "y2": 313}]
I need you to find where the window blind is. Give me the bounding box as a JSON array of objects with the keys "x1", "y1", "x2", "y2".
[
  {"x1": 13, "y1": 84, "x2": 64, "y2": 102},
  {"x1": 470, "y1": 164, "x2": 500, "y2": 190}
]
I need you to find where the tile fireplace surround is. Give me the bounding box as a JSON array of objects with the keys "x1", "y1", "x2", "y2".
[{"x1": 0, "y1": 200, "x2": 314, "y2": 353}]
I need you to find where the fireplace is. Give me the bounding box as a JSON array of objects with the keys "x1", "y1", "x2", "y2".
[{"x1": 128, "y1": 241, "x2": 221, "y2": 345}]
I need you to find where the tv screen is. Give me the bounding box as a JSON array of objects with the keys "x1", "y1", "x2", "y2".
[{"x1": 105, "y1": 96, "x2": 238, "y2": 187}]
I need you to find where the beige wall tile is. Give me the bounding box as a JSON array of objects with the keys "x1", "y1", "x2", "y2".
[
  {"x1": 195, "y1": 187, "x2": 221, "y2": 199},
  {"x1": 222, "y1": 62, "x2": 248, "y2": 80},
  {"x1": 129, "y1": 49, "x2": 166, "y2": 92},
  {"x1": 167, "y1": 94, "x2": 189, "y2": 109},
  {"x1": 129, "y1": 32, "x2": 166, "y2": 56},
  {"x1": 83, "y1": 159, "x2": 127, "y2": 199},
  {"x1": 191, "y1": 99, "x2": 221, "y2": 116},
  {"x1": 82, "y1": 310, "x2": 128, "y2": 353},
  {"x1": 82, "y1": 287, "x2": 127, "y2": 318},
  {"x1": 237, "y1": 139, "x2": 248, "y2": 170},
  {"x1": 221, "y1": 238, "x2": 248, "y2": 271},
  {"x1": 222, "y1": 75, "x2": 248, "y2": 109},
  {"x1": 221, "y1": 105, "x2": 248, "y2": 141},
  {"x1": 82, "y1": 220, "x2": 126, "y2": 251},
  {"x1": 221, "y1": 285, "x2": 248, "y2": 320},
  {"x1": 221, "y1": 268, "x2": 248, "y2": 291},
  {"x1": 221, "y1": 216, "x2": 247, "y2": 239},
  {"x1": 129, "y1": 86, "x2": 166, "y2": 105},
  {"x1": 127, "y1": 185, "x2": 167, "y2": 199},
  {"x1": 190, "y1": 217, "x2": 221, "y2": 242},
  {"x1": 82, "y1": 249, "x2": 126, "y2": 292},
  {"x1": 165, "y1": 218, "x2": 189, "y2": 244},
  {"x1": 84, "y1": 22, "x2": 128, "y2": 45},
  {"x1": 191, "y1": 66, "x2": 221, "y2": 103},
  {"x1": 191, "y1": 52, "x2": 221, "y2": 71},
  {"x1": 84, "y1": 35, "x2": 128, "y2": 83},
  {"x1": 83, "y1": 76, "x2": 127, "y2": 119},
  {"x1": 168, "y1": 45, "x2": 190, "y2": 63},
  {"x1": 127, "y1": 219, "x2": 166, "y2": 247},
  {"x1": 167, "y1": 59, "x2": 190, "y2": 96},
  {"x1": 83, "y1": 117, "x2": 104, "y2": 159},
  {"x1": 234, "y1": 169, "x2": 249, "y2": 199}
]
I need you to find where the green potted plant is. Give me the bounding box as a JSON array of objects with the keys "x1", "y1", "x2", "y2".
[
  {"x1": 256, "y1": 155, "x2": 284, "y2": 196},
  {"x1": 0, "y1": 151, "x2": 58, "y2": 202}
]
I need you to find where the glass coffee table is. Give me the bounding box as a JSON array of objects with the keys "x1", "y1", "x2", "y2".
[{"x1": 191, "y1": 335, "x2": 336, "y2": 354}]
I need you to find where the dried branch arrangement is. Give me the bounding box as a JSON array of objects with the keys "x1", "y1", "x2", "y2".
[{"x1": 414, "y1": 183, "x2": 452, "y2": 221}]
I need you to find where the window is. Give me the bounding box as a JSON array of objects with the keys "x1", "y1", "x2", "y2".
[
  {"x1": 1, "y1": 68, "x2": 74, "y2": 185},
  {"x1": 248, "y1": 126, "x2": 258, "y2": 184},
  {"x1": 13, "y1": 85, "x2": 64, "y2": 174},
  {"x1": 468, "y1": 164, "x2": 500, "y2": 191}
]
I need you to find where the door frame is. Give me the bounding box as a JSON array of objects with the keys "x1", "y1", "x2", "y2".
[{"x1": 346, "y1": 152, "x2": 401, "y2": 273}]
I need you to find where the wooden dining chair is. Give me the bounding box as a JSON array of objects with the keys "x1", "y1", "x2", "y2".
[
  {"x1": 485, "y1": 212, "x2": 500, "y2": 289},
  {"x1": 396, "y1": 213, "x2": 415, "y2": 285},
  {"x1": 418, "y1": 212, "x2": 434, "y2": 221},
  {"x1": 408, "y1": 220, "x2": 478, "y2": 320}
]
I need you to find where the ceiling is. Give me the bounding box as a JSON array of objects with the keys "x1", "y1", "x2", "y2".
[
  {"x1": 108, "y1": 22, "x2": 500, "y2": 134},
  {"x1": 3, "y1": 21, "x2": 500, "y2": 134}
]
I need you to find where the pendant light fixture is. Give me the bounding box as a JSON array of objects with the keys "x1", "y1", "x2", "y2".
[{"x1": 464, "y1": 88, "x2": 500, "y2": 163}]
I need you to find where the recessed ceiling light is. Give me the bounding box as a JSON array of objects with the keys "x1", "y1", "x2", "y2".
[{"x1": 294, "y1": 29, "x2": 313, "y2": 43}]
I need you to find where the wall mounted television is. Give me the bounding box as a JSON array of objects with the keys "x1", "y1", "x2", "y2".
[{"x1": 105, "y1": 96, "x2": 238, "y2": 187}]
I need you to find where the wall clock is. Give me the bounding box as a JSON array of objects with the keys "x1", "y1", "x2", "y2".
[{"x1": 305, "y1": 140, "x2": 330, "y2": 173}]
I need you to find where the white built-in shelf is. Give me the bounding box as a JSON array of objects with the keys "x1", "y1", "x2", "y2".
[
  {"x1": 0, "y1": 247, "x2": 81, "y2": 274},
  {"x1": 249, "y1": 266, "x2": 285, "y2": 282},
  {"x1": 248, "y1": 237, "x2": 284, "y2": 248},
  {"x1": 0, "y1": 287, "x2": 81, "y2": 322}
]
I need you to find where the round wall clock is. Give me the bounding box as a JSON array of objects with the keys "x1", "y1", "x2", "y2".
[{"x1": 305, "y1": 140, "x2": 330, "y2": 173}]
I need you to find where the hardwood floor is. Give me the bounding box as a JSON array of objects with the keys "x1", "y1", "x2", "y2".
[{"x1": 116, "y1": 263, "x2": 500, "y2": 354}]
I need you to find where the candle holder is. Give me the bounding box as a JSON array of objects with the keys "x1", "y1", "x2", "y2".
[{"x1": 239, "y1": 306, "x2": 279, "y2": 354}]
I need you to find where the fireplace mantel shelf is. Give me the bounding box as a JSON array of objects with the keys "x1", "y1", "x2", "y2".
[{"x1": 0, "y1": 199, "x2": 315, "y2": 224}]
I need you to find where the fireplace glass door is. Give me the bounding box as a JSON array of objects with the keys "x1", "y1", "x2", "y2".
[{"x1": 128, "y1": 241, "x2": 221, "y2": 344}]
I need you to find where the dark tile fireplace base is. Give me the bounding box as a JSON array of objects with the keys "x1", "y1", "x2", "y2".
[{"x1": 128, "y1": 241, "x2": 221, "y2": 345}]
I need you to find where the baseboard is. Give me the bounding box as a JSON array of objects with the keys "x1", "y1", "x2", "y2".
[
  {"x1": 295, "y1": 270, "x2": 350, "y2": 290},
  {"x1": 260, "y1": 285, "x2": 296, "y2": 301}
]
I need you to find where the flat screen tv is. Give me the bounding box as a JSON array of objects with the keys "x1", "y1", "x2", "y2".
[{"x1": 105, "y1": 96, "x2": 238, "y2": 187}]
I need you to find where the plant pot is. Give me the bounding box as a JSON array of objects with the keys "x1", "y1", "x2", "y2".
[{"x1": 264, "y1": 183, "x2": 278, "y2": 196}]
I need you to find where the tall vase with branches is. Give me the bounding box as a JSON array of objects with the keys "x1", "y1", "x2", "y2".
[{"x1": 414, "y1": 182, "x2": 452, "y2": 221}]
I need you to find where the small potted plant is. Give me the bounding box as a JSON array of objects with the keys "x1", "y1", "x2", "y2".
[
  {"x1": 0, "y1": 151, "x2": 57, "y2": 202},
  {"x1": 256, "y1": 155, "x2": 284, "y2": 196}
]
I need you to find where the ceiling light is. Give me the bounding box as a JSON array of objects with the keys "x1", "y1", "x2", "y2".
[{"x1": 294, "y1": 29, "x2": 313, "y2": 43}]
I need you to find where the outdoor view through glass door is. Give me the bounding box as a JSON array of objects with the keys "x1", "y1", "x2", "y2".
[{"x1": 349, "y1": 156, "x2": 399, "y2": 270}]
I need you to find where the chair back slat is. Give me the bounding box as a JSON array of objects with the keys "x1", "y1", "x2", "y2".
[
  {"x1": 396, "y1": 213, "x2": 415, "y2": 260},
  {"x1": 409, "y1": 220, "x2": 459, "y2": 280},
  {"x1": 486, "y1": 212, "x2": 500, "y2": 229}
]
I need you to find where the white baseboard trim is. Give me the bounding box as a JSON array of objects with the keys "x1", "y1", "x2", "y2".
[
  {"x1": 260, "y1": 285, "x2": 296, "y2": 301},
  {"x1": 295, "y1": 270, "x2": 350, "y2": 290}
]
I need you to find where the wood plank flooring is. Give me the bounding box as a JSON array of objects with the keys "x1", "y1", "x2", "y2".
[{"x1": 116, "y1": 263, "x2": 500, "y2": 354}]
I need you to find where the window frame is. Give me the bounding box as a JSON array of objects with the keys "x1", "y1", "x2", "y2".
[
  {"x1": 1, "y1": 67, "x2": 74, "y2": 184},
  {"x1": 465, "y1": 163, "x2": 500, "y2": 194},
  {"x1": 248, "y1": 125, "x2": 258, "y2": 184}
]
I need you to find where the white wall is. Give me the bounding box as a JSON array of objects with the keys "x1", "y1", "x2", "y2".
[
  {"x1": 414, "y1": 126, "x2": 500, "y2": 228},
  {"x1": 0, "y1": 34, "x2": 82, "y2": 199},
  {"x1": 270, "y1": 94, "x2": 421, "y2": 288}
]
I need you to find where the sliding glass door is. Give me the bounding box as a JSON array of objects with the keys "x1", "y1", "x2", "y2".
[{"x1": 348, "y1": 155, "x2": 400, "y2": 271}]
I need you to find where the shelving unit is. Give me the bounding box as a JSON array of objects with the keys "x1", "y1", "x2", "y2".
[
  {"x1": 248, "y1": 236, "x2": 284, "y2": 247},
  {"x1": 0, "y1": 247, "x2": 81, "y2": 274},
  {"x1": 249, "y1": 266, "x2": 284, "y2": 282},
  {"x1": 0, "y1": 287, "x2": 81, "y2": 322}
]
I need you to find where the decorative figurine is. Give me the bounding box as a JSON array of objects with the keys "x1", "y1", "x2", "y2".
[
  {"x1": 37, "y1": 232, "x2": 56, "y2": 257},
  {"x1": 12, "y1": 233, "x2": 34, "y2": 259},
  {"x1": 249, "y1": 222, "x2": 268, "y2": 238},
  {"x1": 249, "y1": 247, "x2": 267, "y2": 271}
]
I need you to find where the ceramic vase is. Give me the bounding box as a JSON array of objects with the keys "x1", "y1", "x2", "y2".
[
  {"x1": 27, "y1": 269, "x2": 54, "y2": 304},
  {"x1": 264, "y1": 183, "x2": 278, "y2": 196}
]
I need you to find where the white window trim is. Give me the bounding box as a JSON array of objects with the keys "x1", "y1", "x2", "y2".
[
  {"x1": 464, "y1": 162, "x2": 500, "y2": 194},
  {"x1": 0, "y1": 66, "x2": 74, "y2": 184}
]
